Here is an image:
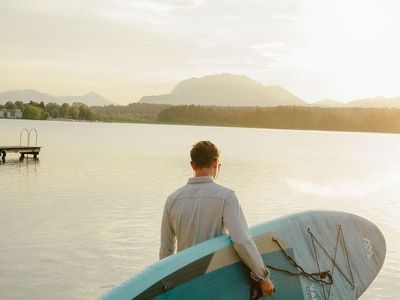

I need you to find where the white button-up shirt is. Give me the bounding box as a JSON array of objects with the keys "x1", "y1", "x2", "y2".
[{"x1": 159, "y1": 176, "x2": 269, "y2": 279}]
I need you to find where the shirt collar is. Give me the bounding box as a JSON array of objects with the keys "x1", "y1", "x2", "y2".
[{"x1": 187, "y1": 176, "x2": 215, "y2": 184}]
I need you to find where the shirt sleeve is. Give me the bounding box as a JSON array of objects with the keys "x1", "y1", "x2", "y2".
[
  {"x1": 222, "y1": 192, "x2": 270, "y2": 280},
  {"x1": 159, "y1": 200, "x2": 176, "y2": 260}
]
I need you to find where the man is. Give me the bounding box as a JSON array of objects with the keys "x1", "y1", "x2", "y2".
[{"x1": 160, "y1": 141, "x2": 275, "y2": 297}]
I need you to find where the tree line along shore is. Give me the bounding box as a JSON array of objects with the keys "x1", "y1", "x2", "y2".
[{"x1": 2, "y1": 100, "x2": 400, "y2": 134}]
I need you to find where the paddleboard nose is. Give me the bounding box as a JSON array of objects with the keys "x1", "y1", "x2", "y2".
[{"x1": 350, "y1": 214, "x2": 386, "y2": 298}]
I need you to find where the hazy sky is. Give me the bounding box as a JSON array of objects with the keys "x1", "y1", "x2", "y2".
[{"x1": 1, "y1": 0, "x2": 400, "y2": 104}]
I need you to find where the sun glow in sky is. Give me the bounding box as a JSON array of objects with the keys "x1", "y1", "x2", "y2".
[{"x1": 1, "y1": 0, "x2": 400, "y2": 104}]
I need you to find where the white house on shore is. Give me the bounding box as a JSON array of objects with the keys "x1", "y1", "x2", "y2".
[{"x1": 0, "y1": 109, "x2": 23, "y2": 119}]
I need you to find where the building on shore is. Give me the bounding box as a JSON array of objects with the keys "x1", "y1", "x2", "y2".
[{"x1": 0, "y1": 109, "x2": 23, "y2": 119}]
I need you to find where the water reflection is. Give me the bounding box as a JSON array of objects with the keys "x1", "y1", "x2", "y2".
[
  {"x1": 18, "y1": 158, "x2": 39, "y2": 175},
  {"x1": 1, "y1": 157, "x2": 39, "y2": 172},
  {"x1": 9, "y1": 157, "x2": 39, "y2": 165}
]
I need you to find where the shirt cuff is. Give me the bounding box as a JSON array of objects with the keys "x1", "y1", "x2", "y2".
[{"x1": 251, "y1": 266, "x2": 270, "y2": 281}]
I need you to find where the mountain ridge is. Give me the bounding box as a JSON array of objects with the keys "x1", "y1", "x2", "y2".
[
  {"x1": 3, "y1": 75, "x2": 400, "y2": 108},
  {"x1": 0, "y1": 89, "x2": 113, "y2": 106},
  {"x1": 313, "y1": 96, "x2": 400, "y2": 108},
  {"x1": 140, "y1": 73, "x2": 306, "y2": 106}
]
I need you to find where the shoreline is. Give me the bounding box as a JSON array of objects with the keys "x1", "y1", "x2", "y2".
[{"x1": 3, "y1": 117, "x2": 400, "y2": 136}]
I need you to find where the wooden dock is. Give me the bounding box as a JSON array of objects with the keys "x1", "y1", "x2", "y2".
[{"x1": 0, "y1": 146, "x2": 41, "y2": 161}]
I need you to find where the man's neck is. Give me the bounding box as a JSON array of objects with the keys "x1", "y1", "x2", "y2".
[{"x1": 194, "y1": 168, "x2": 213, "y2": 178}]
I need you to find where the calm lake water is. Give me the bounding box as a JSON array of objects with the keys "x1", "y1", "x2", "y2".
[{"x1": 0, "y1": 119, "x2": 399, "y2": 299}]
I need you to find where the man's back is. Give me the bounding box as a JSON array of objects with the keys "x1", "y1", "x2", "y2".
[
  {"x1": 160, "y1": 175, "x2": 269, "y2": 281},
  {"x1": 160, "y1": 176, "x2": 232, "y2": 256}
]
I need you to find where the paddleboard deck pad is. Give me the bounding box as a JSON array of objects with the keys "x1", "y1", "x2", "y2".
[{"x1": 101, "y1": 210, "x2": 385, "y2": 300}]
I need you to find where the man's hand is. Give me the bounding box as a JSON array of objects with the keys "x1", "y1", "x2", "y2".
[{"x1": 259, "y1": 278, "x2": 275, "y2": 297}]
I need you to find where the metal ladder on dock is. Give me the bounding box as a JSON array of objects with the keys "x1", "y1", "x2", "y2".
[
  {"x1": 19, "y1": 128, "x2": 40, "y2": 160},
  {"x1": 20, "y1": 128, "x2": 38, "y2": 147}
]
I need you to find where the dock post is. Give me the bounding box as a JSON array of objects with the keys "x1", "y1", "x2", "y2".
[
  {"x1": 1, "y1": 150, "x2": 5, "y2": 162},
  {"x1": 19, "y1": 153, "x2": 25, "y2": 160}
]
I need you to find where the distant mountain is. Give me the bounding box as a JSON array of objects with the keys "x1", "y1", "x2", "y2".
[
  {"x1": 0, "y1": 89, "x2": 113, "y2": 106},
  {"x1": 312, "y1": 97, "x2": 400, "y2": 108},
  {"x1": 140, "y1": 74, "x2": 306, "y2": 106},
  {"x1": 313, "y1": 99, "x2": 348, "y2": 107},
  {"x1": 347, "y1": 97, "x2": 400, "y2": 108}
]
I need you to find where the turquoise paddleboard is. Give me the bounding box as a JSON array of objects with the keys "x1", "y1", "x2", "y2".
[{"x1": 101, "y1": 211, "x2": 385, "y2": 299}]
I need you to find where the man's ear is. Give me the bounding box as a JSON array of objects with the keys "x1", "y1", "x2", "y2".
[
  {"x1": 190, "y1": 161, "x2": 196, "y2": 170},
  {"x1": 211, "y1": 159, "x2": 218, "y2": 169}
]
